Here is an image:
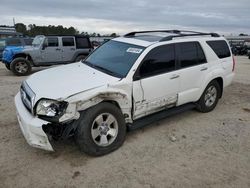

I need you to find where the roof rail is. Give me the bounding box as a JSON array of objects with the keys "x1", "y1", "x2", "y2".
[
  {"x1": 124, "y1": 30, "x2": 220, "y2": 40},
  {"x1": 160, "y1": 32, "x2": 220, "y2": 41},
  {"x1": 124, "y1": 30, "x2": 181, "y2": 37}
]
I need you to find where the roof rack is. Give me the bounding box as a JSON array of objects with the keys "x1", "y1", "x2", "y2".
[{"x1": 124, "y1": 30, "x2": 220, "y2": 41}]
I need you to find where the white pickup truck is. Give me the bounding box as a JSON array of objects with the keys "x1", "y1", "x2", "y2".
[{"x1": 15, "y1": 30, "x2": 235, "y2": 156}]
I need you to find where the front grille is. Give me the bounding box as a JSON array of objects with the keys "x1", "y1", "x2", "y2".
[{"x1": 20, "y1": 81, "x2": 35, "y2": 114}]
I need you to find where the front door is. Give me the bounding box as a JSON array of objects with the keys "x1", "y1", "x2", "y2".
[
  {"x1": 132, "y1": 44, "x2": 180, "y2": 119},
  {"x1": 40, "y1": 37, "x2": 62, "y2": 63}
]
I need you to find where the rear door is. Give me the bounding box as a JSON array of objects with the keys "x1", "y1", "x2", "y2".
[
  {"x1": 175, "y1": 41, "x2": 208, "y2": 105},
  {"x1": 133, "y1": 44, "x2": 180, "y2": 119},
  {"x1": 61, "y1": 37, "x2": 76, "y2": 62}
]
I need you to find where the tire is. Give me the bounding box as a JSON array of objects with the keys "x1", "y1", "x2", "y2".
[
  {"x1": 75, "y1": 55, "x2": 86, "y2": 62},
  {"x1": 196, "y1": 80, "x2": 221, "y2": 113},
  {"x1": 75, "y1": 102, "x2": 126, "y2": 156},
  {"x1": 5, "y1": 63, "x2": 10, "y2": 70},
  {"x1": 10, "y1": 57, "x2": 32, "y2": 76}
]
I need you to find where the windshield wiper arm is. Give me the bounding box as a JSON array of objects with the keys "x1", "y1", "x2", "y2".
[{"x1": 82, "y1": 61, "x2": 122, "y2": 78}]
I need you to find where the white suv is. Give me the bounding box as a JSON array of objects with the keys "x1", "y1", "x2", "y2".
[{"x1": 15, "y1": 30, "x2": 235, "y2": 156}]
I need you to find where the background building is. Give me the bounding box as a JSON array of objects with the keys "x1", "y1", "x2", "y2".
[{"x1": 0, "y1": 26, "x2": 22, "y2": 38}]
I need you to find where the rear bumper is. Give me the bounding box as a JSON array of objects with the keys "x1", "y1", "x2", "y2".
[{"x1": 15, "y1": 92, "x2": 54, "y2": 151}]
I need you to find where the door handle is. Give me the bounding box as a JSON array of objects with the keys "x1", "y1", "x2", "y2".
[
  {"x1": 70, "y1": 48, "x2": 75, "y2": 50},
  {"x1": 56, "y1": 48, "x2": 61, "y2": 51},
  {"x1": 170, "y1": 74, "x2": 180, "y2": 79},
  {"x1": 200, "y1": 67, "x2": 208, "y2": 71}
]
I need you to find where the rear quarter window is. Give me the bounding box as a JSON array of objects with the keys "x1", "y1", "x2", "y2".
[
  {"x1": 206, "y1": 40, "x2": 231, "y2": 59},
  {"x1": 76, "y1": 37, "x2": 90, "y2": 48}
]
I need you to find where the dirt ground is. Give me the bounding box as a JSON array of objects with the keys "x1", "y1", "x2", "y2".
[{"x1": 0, "y1": 56, "x2": 250, "y2": 188}]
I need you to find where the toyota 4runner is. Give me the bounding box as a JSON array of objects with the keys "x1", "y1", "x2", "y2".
[
  {"x1": 2, "y1": 35, "x2": 93, "y2": 76},
  {"x1": 15, "y1": 30, "x2": 235, "y2": 156}
]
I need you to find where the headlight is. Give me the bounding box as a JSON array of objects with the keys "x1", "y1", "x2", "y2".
[{"x1": 35, "y1": 99, "x2": 68, "y2": 122}]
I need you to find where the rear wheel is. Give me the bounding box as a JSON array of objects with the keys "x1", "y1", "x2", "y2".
[
  {"x1": 10, "y1": 57, "x2": 32, "y2": 76},
  {"x1": 196, "y1": 80, "x2": 221, "y2": 113},
  {"x1": 75, "y1": 55, "x2": 86, "y2": 62},
  {"x1": 75, "y1": 102, "x2": 126, "y2": 156}
]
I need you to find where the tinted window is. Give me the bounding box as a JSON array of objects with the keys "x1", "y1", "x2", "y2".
[
  {"x1": 206, "y1": 40, "x2": 230, "y2": 58},
  {"x1": 76, "y1": 37, "x2": 89, "y2": 48},
  {"x1": 140, "y1": 44, "x2": 175, "y2": 77},
  {"x1": 62, "y1": 37, "x2": 75, "y2": 46},
  {"x1": 178, "y1": 42, "x2": 206, "y2": 68},
  {"x1": 6, "y1": 38, "x2": 22, "y2": 46},
  {"x1": 47, "y1": 37, "x2": 58, "y2": 47},
  {"x1": 197, "y1": 43, "x2": 206, "y2": 64},
  {"x1": 23, "y1": 39, "x2": 33, "y2": 45}
]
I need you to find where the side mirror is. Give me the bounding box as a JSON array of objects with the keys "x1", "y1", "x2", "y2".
[{"x1": 42, "y1": 43, "x2": 48, "y2": 50}]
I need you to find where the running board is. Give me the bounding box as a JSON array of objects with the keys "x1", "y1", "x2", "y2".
[{"x1": 127, "y1": 103, "x2": 196, "y2": 131}]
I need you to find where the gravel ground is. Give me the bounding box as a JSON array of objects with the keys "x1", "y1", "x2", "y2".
[{"x1": 0, "y1": 56, "x2": 250, "y2": 188}]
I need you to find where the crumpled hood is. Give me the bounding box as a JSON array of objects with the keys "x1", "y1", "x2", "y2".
[{"x1": 26, "y1": 62, "x2": 120, "y2": 101}]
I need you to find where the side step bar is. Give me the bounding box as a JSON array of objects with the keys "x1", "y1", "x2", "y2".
[{"x1": 127, "y1": 103, "x2": 196, "y2": 131}]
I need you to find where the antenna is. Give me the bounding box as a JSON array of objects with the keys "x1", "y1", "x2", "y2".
[{"x1": 13, "y1": 17, "x2": 16, "y2": 27}]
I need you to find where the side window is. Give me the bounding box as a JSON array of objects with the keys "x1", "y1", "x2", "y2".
[
  {"x1": 6, "y1": 38, "x2": 22, "y2": 46},
  {"x1": 62, "y1": 37, "x2": 75, "y2": 46},
  {"x1": 178, "y1": 42, "x2": 206, "y2": 68},
  {"x1": 139, "y1": 44, "x2": 175, "y2": 78},
  {"x1": 76, "y1": 37, "x2": 90, "y2": 48},
  {"x1": 47, "y1": 37, "x2": 58, "y2": 47},
  {"x1": 23, "y1": 39, "x2": 33, "y2": 45},
  {"x1": 206, "y1": 40, "x2": 231, "y2": 59}
]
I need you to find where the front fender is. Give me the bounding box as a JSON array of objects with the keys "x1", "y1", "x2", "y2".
[{"x1": 62, "y1": 87, "x2": 132, "y2": 123}]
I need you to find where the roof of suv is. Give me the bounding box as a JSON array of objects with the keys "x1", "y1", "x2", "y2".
[{"x1": 113, "y1": 30, "x2": 223, "y2": 47}]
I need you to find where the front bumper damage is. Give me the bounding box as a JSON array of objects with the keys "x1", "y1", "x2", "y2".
[{"x1": 15, "y1": 92, "x2": 54, "y2": 151}]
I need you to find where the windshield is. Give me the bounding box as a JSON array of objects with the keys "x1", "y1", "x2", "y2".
[
  {"x1": 32, "y1": 36, "x2": 45, "y2": 47},
  {"x1": 84, "y1": 40, "x2": 145, "y2": 78}
]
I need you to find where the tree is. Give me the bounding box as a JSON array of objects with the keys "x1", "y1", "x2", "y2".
[
  {"x1": 15, "y1": 23, "x2": 27, "y2": 34},
  {"x1": 110, "y1": 33, "x2": 118, "y2": 37},
  {"x1": 239, "y1": 33, "x2": 248, "y2": 36}
]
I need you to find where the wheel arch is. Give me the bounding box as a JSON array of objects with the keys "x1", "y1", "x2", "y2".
[
  {"x1": 199, "y1": 76, "x2": 224, "y2": 100},
  {"x1": 13, "y1": 53, "x2": 33, "y2": 64},
  {"x1": 72, "y1": 91, "x2": 132, "y2": 123}
]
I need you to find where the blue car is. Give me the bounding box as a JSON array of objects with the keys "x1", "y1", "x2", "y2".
[{"x1": 1, "y1": 37, "x2": 33, "y2": 69}]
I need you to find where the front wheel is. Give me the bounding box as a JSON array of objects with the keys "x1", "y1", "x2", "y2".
[
  {"x1": 196, "y1": 80, "x2": 221, "y2": 113},
  {"x1": 75, "y1": 102, "x2": 126, "y2": 156},
  {"x1": 5, "y1": 63, "x2": 10, "y2": 70},
  {"x1": 10, "y1": 57, "x2": 32, "y2": 76}
]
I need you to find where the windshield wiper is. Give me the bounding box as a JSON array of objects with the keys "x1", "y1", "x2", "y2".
[{"x1": 82, "y1": 61, "x2": 122, "y2": 78}]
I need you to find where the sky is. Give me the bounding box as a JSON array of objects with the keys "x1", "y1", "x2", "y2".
[{"x1": 0, "y1": 0, "x2": 249, "y2": 35}]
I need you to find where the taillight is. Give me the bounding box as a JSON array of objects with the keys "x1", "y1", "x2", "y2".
[{"x1": 232, "y1": 56, "x2": 236, "y2": 72}]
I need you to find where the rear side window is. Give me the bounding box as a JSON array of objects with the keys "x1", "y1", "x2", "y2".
[
  {"x1": 76, "y1": 37, "x2": 90, "y2": 48},
  {"x1": 23, "y1": 39, "x2": 33, "y2": 45},
  {"x1": 206, "y1": 40, "x2": 231, "y2": 58},
  {"x1": 178, "y1": 42, "x2": 206, "y2": 68},
  {"x1": 62, "y1": 37, "x2": 75, "y2": 46},
  {"x1": 47, "y1": 37, "x2": 58, "y2": 47},
  {"x1": 6, "y1": 38, "x2": 22, "y2": 46},
  {"x1": 139, "y1": 44, "x2": 175, "y2": 77}
]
